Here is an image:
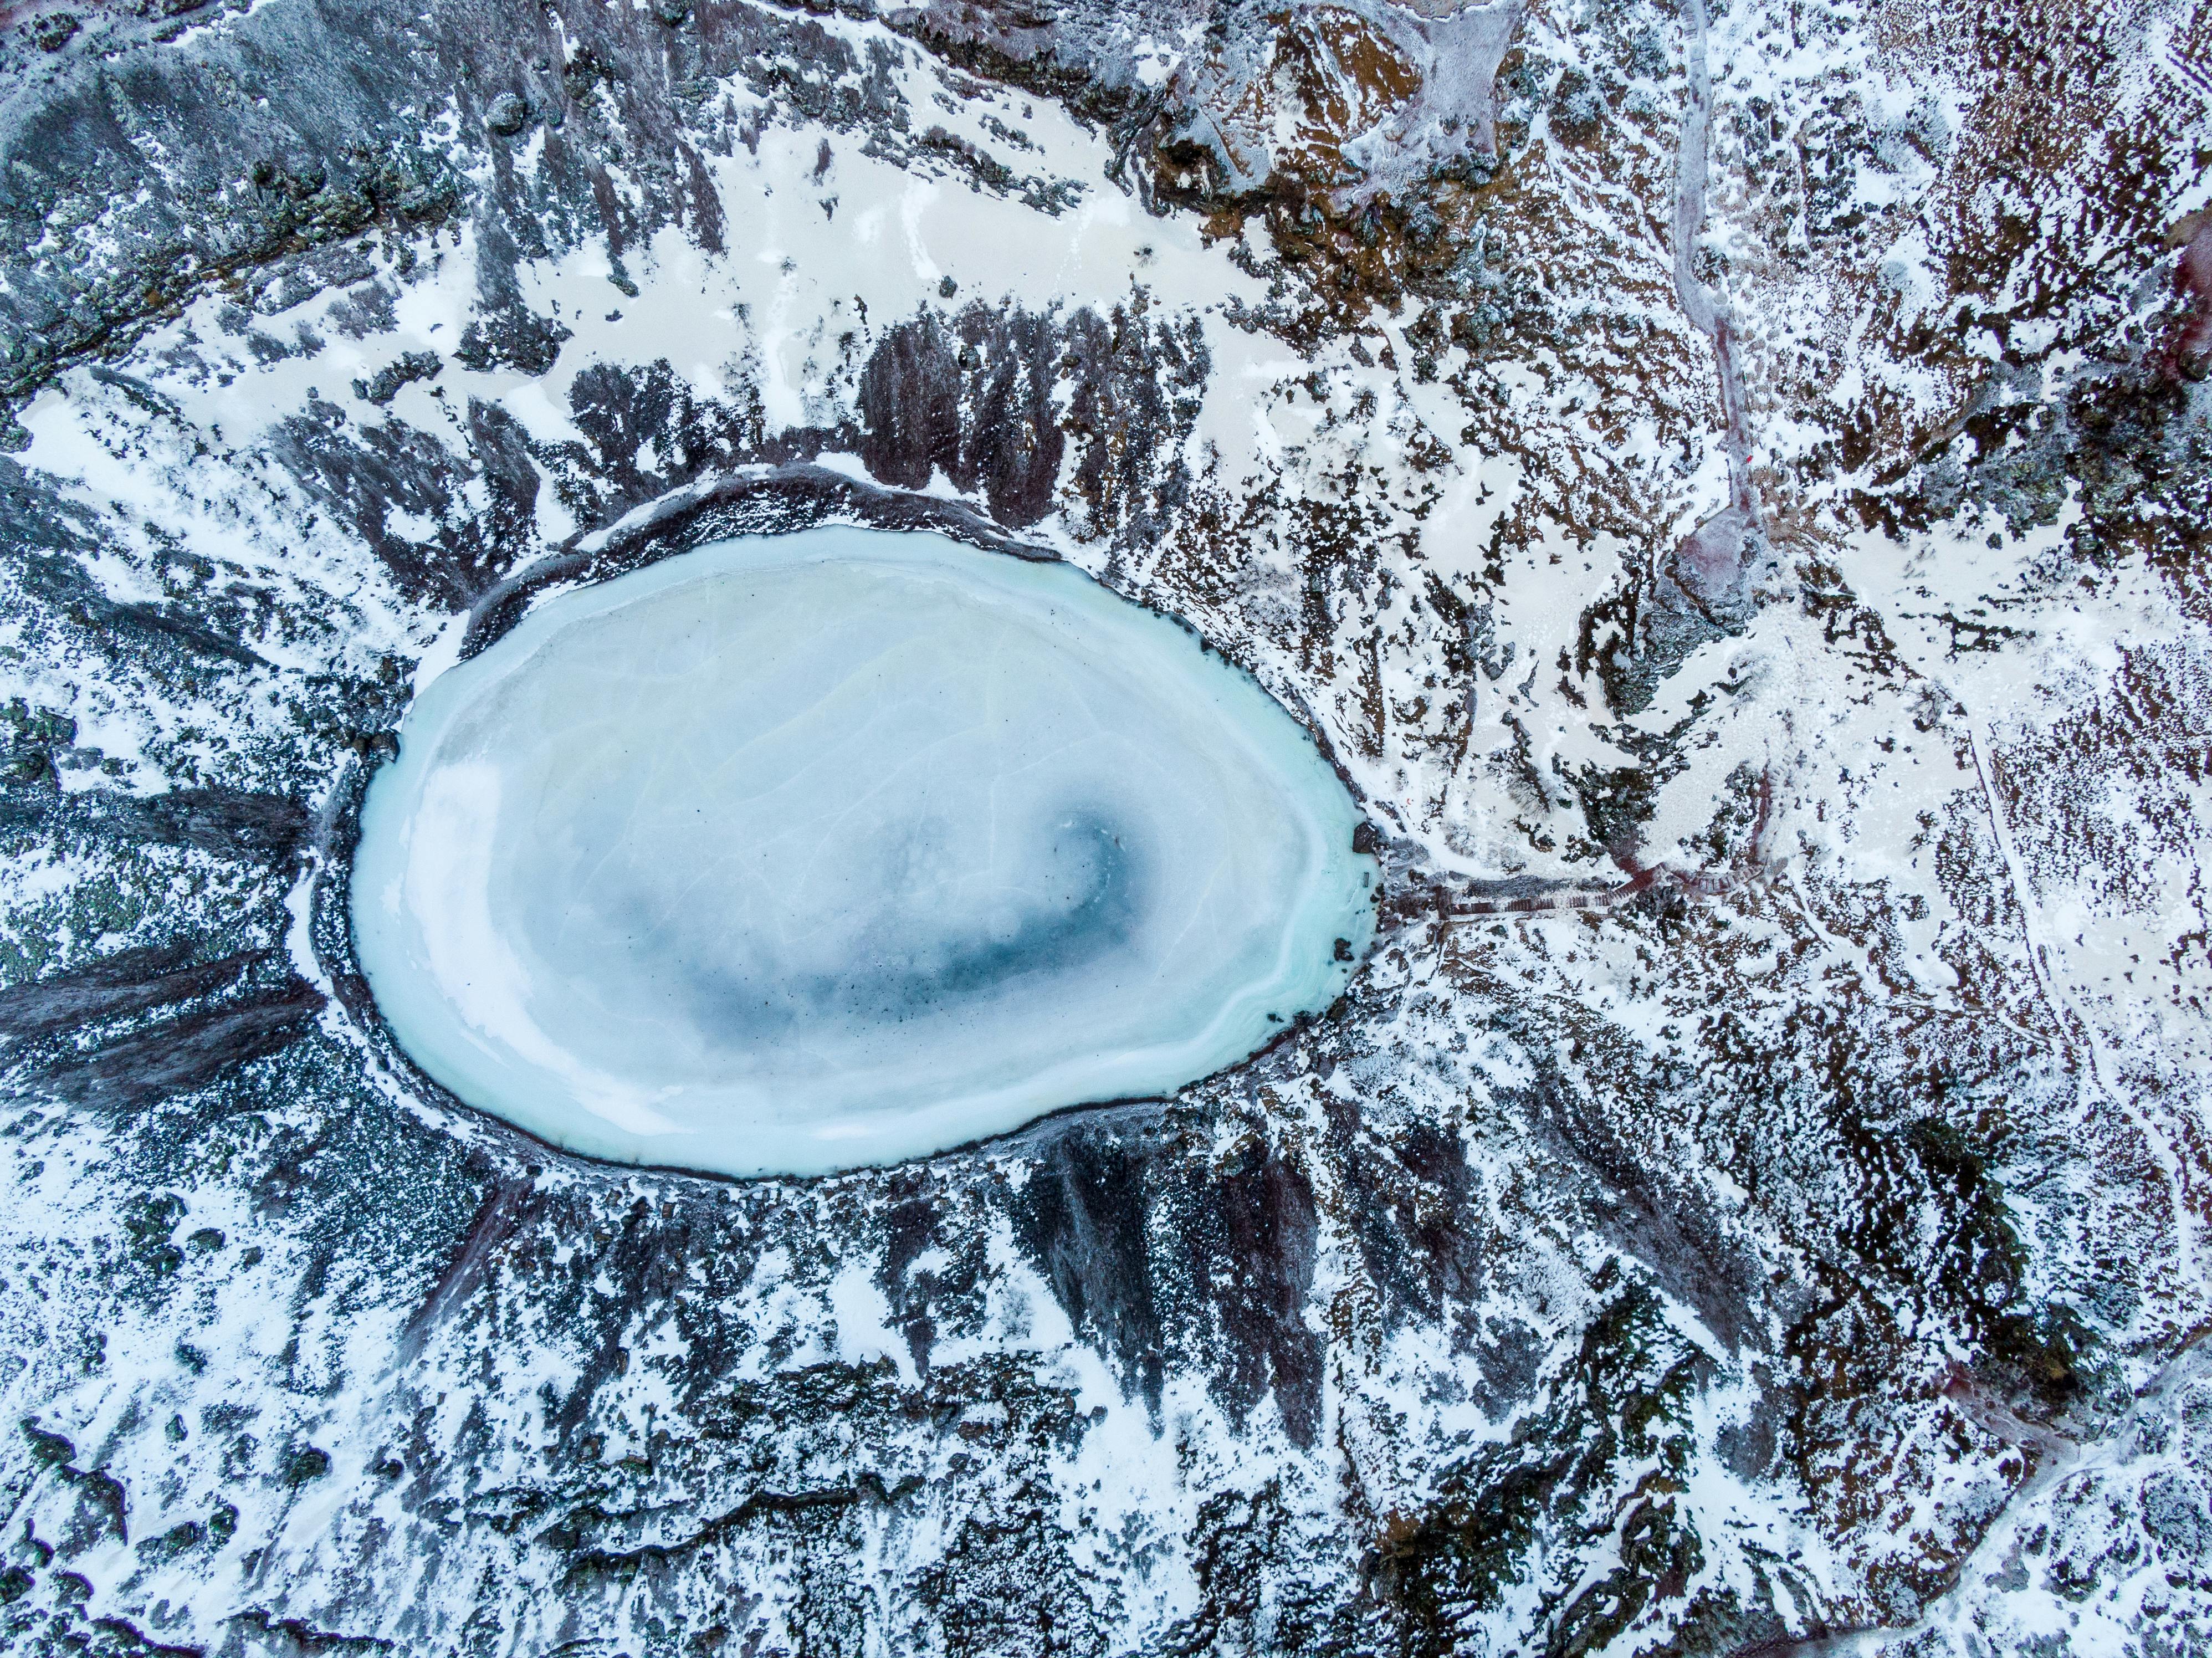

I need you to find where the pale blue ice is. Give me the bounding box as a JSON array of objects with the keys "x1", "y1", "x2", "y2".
[{"x1": 351, "y1": 528, "x2": 1375, "y2": 1177}]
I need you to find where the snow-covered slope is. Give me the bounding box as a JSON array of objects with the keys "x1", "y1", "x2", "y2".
[{"x1": 0, "y1": 0, "x2": 2206, "y2": 1651}]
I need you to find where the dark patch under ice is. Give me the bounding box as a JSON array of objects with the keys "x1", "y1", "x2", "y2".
[{"x1": 352, "y1": 528, "x2": 1375, "y2": 1176}]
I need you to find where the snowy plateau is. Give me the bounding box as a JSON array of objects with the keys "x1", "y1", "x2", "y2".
[{"x1": 0, "y1": 0, "x2": 2206, "y2": 1652}]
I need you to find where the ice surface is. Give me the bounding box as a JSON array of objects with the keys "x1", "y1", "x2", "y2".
[{"x1": 352, "y1": 528, "x2": 1376, "y2": 1176}]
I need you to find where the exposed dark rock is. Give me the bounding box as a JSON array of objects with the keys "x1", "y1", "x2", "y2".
[
  {"x1": 452, "y1": 306, "x2": 570, "y2": 376},
  {"x1": 1365, "y1": 1280, "x2": 1709, "y2": 1658},
  {"x1": 1317, "y1": 1102, "x2": 1490, "y2": 1329},
  {"x1": 1174, "y1": 1131, "x2": 1324, "y2": 1446},
  {"x1": 857, "y1": 299, "x2": 1205, "y2": 533},
  {"x1": 1532, "y1": 1063, "x2": 1759, "y2": 1356},
  {"x1": 0, "y1": 786, "x2": 309, "y2": 863},
  {"x1": 351, "y1": 350, "x2": 443, "y2": 406},
  {"x1": 23, "y1": 978, "x2": 324, "y2": 1108},
  {"x1": 858, "y1": 314, "x2": 965, "y2": 495},
  {"x1": 484, "y1": 92, "x2": 530, "y2": 137},
  {"x1": 1013, "y1": 1119, "x2": 1169, "y2": 1414},
  {"x1": 0, "y1": 945, "x2": 264, "y2": 1041},
  {"x1": 27, "y1": 15, "x2": 80, "y2": 54},
  {"x1": 569, "y1": 358, "x2": 688, "y2": 501}
]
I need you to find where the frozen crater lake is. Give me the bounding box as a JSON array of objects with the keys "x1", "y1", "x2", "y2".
[{"x1": 352, "y1": 528, "x2": 1376, "y2": 1177}]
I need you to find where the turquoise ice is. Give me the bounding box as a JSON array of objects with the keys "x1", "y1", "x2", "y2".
[{"x1": 352, "y1": 528, "x2": 1375, "y2": 1178}]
